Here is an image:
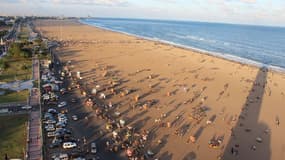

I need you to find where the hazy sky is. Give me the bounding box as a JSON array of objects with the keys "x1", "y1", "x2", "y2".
[{"x1": 1, "y1": 0, "x2": 285, "y2": 26}]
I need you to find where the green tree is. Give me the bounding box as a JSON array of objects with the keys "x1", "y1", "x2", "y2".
[
  {"x1": 0, "y1": 59, "x2": 8, "y2": 69},
  {"x1": 8, "y1": 43, "x2": 22, "y2": 57}
]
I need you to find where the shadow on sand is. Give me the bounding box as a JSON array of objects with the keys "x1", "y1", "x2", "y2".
[{"x1": 222, "y1": 67, "x2": 271, "y2": 160}]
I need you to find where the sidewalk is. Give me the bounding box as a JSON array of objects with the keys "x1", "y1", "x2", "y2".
[
  {"x1": 27, "y1": 58, "x2": 42, "y2": 160},
  {"x1": 29, "y1": 58, "x2": 40, "y2": 106},
  {"x1": 27, "y1": 111, "x2": 42, "y2": 160}
]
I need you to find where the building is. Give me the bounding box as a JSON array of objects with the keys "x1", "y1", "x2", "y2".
[
  {"x1": 5, "y1": 19, "x2": 15, "y2": 25},
  {"x1": 0, "y1": 38, "x2": 7, "y2": 56}
]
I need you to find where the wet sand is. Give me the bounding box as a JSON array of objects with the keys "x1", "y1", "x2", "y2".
[{"x1": 36, "y1": 19, "x2": 285, "y2": 160}]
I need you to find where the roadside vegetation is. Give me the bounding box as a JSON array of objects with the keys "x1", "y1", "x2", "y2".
[
  {"x1": 0, "y1": 30, "x2": 8, "y2": 38},
  {"x1": 0, "y1": 42, "x2": 33, "y2": 82},
  {"x1": 18, "y1": 24, "x2": 29, "y2": 41},
  {"x1": 0, "y1": 89, "x2": 29, "y2": 104},
  {"x1": 0, "y1": 114, "x2": 28, "y2": 159}
]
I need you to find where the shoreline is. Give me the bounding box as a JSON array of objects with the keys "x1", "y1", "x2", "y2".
[{"x1": 79, "y1": 19, "x2": 285, "y2": 75}]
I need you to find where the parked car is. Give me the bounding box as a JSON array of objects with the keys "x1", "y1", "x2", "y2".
[
  {"x1": 45, "y1": 124, "x2": 55, "y2": 131},
  {"x1": 47, "y1": 131, "x2": 56, "y2": 138},
  {"x1": 58, "y1": 101, "x2": 67, "y2": 108},
  {"x1": 58, "y1": 118, "x2": 67, "y2": 124},
  {"x1": 52, "y1": 137, "x2": 63, "y2": 144},
  {"x1": 48, "y1": 108, "x2": 58, "y2": 114},
  {"x1": 55, "y1": 128, "x2": 71, "y2": 134},
  {"x1": 73, "y1": 157, "x2": 86, "y2": 160},
  {"x1": 72, "y1": 115, "x2": 78, "y2": 121},
  {"x1": 62, "y1": 142, "x2": 77, "y2": 149},
  {"x1": 56, "y1": 122, "x2": 66, "y2": 128},
  {"x1": 70, "y1": 98, "x2": 78, "y2": 103},
  {"x1": 58, "y1": 153, "x2": 69, "y2": 160},
  {"x1": 21, "y1": 105, "x2": 32, "y2": 110},
  {"x1": 45, "y1": 124, "x2": 54, "y2": 129},
  {"x1": 49, "y1": 141, "x2": 61, "y2": 149},
  {"x1": 51, "y1": 153, "x2": 68, "y2": 160},
  {"x1": 60, "y1": 88, "x2": 66, "y2": 95},
  {"x1": 69, "y1": 152, "x2": 84, "y2": 159},
  {"x1": 47, "y1": 101, "x2": 58, "y2": 105},
  {"x1": 90, "y1": 142, "x2": 97, "y2": 154},
  {"x1": 44, "y1": 113, "x2": 54, "y2": 119},
  {"x1": 46, "y1": 126, "x2": 56, "y2": 131},
  {"x1": 44, "y1": 119, "x2": 57, "y2": 124}
]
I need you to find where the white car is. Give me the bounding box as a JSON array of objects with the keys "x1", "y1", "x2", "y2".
[
  {"x1": 47, "y1": 132, "x2": 55, "y2": 138},
  {"x1": 62, "y1": 142, "x2": 77, "y2": 149},
  {"x1": 45, "y1": 124, "x2": 54, "y2": 129},
  {"x1": 58, "y1": 117, "x2": 68, "y2": 122},
  {"x1": 44, "y1": 119, "x2": 57, "y2": 124},
  {"x1": 46, "y1": 126, "x2": 56, "y2": 131},
  {"x1": 58, "y1": 101, "x2": 67, "y2": 108},
  {"x1": 90, "y1": 142, "x2": 97, "y2": 154},
  {"x1": 21, "y1": 105, "x2": 32, "y2": 110},
  {"x1": 72, "y1": 115, "x2": 78, "y2": 121}
]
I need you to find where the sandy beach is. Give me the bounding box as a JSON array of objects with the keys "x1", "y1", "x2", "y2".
[{"x1": 36, "y1": 19, "x2": 285, "y2": 160}]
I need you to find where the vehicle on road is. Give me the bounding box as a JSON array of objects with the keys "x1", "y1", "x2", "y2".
[
  {"x1": 52, "y1": 137, "x2": 63, "y2": 144},
  {"x1": 21, "y1": 105, "x2": 32, "y2": 110},
  {"x1": 48, "y1": 108, "x2": 58, "y2": 114},
  {"x1": 47, "y1": 131, "x2": 56, "y2": 138},
  {"x1": 56, "y1": 122, "x2": 66, "y2": 128},
  {"x1": 62, "y1": 142, "x2": 77, "y2": 149},
  {"x1": 91, "y1": 142, "x2": 97, "y2": 154},
  {"x1": 44, "y1": 112, "x2": 54, "y2": 119},
  {"x1": 72, "y1": 115, "x2": 78, "y2": 121},
  {"x1": 46, "y1": 127, "x2": 56, "y2": 131},
  {"x1": 51, "y1": 153, "x2": 68, "y2": 160},
  {"x1": 44, "y1": 119, "x2": 57, "y2": 124},
  {"x1": 58, "y1": 101, "x2": 67, "y2": 108},
  {"x1": 49, "y1": 141, "x2": 61, "y2": 149},
  {"x1": 60, "y1": 88, "x2": 66, "y2": 95},
  {"x1": 70, "y1": 98, "x2": 78, "y2": 103},
  {"x1": 45, "y1": 124, "x2": 55, "y2": 131}
]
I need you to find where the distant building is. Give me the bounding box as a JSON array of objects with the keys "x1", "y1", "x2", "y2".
[
  {"x1": 0, "y1": 38, "x2": 7, "y2": 56},
  {"x1": 5, "y1": 19, "x2": 14, "y2": 25},
  {"x1": 0, "y1": 38, "x2": 4, "y2": 45}
]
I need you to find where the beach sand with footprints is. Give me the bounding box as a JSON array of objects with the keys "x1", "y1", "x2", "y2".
[{"x1": 36, "y1": 19, "x2": 285, "y2": 160}]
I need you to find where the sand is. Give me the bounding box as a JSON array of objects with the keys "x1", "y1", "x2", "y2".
[{"x1": 36, "y1": 19, "x2": 285, "y2": 160}]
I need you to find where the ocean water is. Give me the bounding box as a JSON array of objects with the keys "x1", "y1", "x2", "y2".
[{"x1": 81, "y1": 18, "x2": 285, "y2": 71}]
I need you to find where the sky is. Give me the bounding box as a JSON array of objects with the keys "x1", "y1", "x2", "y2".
[{"x1": 0, "y1": 0, "x2": 285, "y2": 26}]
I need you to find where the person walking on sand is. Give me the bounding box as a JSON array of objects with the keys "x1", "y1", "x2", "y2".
[{"x1": 275, "y1": 116, "x2": 280, "y2": 126}]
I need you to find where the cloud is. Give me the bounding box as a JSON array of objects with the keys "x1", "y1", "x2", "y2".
[
  {"x1": 2, "y1": 0, "x2": 129, "y2": 6},
  {"x1": 57, "y1": 0, "x2": 128, "y2": 6},
  {"x1": 239, "y1": 0, "x2": 256, "y2": 3}
]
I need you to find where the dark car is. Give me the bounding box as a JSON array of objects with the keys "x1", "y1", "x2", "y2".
[
  {"x1": 70, "y1": 98, "x2": 78, "y2": 103},
  {"x1": 49, "y1": 141, "x2": 61, "y2": 149},
  {"x1": 69, "y1": 151, "x2": 84, "y2": 158}
]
